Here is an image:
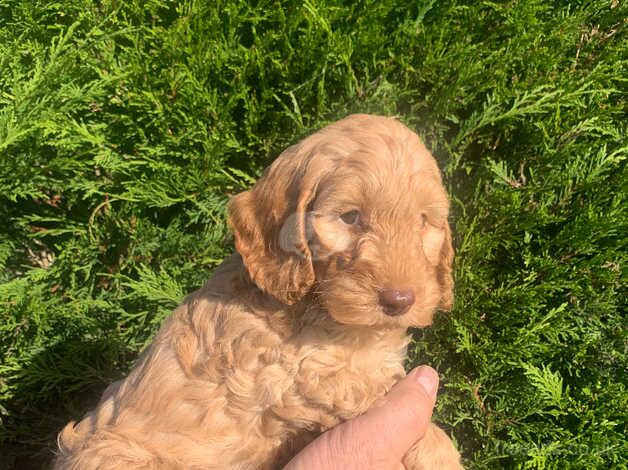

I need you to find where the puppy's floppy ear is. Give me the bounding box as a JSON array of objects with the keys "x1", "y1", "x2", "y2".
[
  {"x1": 422, "y1": 219, "x2": 454, "y2": 311},
  {"x1": 437, "y1": 222, "x2": 454, "y2": 311},
  {"x1": 228, "y1": 145, "x2": 323, "y2": 305}
]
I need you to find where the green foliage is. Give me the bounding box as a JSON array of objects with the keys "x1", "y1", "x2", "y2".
[{"x1": 1, "y1": 0, "x2": 626, "y2": 468}]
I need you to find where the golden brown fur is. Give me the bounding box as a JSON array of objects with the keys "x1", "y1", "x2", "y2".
[{"x1": 55, "y1": 114, "x2": 462, "y2": 469}]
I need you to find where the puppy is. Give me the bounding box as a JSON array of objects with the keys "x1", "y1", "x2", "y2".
[{"x1": 55, "y1": 114, "x2": 462, "y2": 469}]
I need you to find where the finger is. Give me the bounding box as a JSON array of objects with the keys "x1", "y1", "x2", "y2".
[
  {"x1": 339, "y1": 366, "x2": 439, "y2": 466},
  {"x1": 284, "y1": 366, "x2": 439, "y2": 470}
]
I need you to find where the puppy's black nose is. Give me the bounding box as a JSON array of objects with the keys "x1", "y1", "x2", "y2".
[{"x1": 379, "y1": 288, "x2": 415, "y2": 316}]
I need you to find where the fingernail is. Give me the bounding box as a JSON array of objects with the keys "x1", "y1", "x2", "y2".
[{"x1": 413, "y1": 366, "x2": 439, "y2": 399}]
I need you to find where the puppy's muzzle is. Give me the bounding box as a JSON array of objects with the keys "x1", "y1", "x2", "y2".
[{"x1": 379, "y1": 288, "x2": 415, "y2": 316}]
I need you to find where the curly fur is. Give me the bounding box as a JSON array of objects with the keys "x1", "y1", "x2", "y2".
[{"x1": 55, "y1": 114, "x2": 462, "y2": 469}]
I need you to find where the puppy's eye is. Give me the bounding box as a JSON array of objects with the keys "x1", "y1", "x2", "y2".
[{"x1": 340, "y1": 210, "x2": 360, "y2": 225}]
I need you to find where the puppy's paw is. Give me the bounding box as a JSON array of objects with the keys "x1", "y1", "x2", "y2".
[{"x1": 403, "y1": 423, "x2": 463, "y2": 470}]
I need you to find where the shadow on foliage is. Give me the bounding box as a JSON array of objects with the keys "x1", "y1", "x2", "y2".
[{"x1": 1, "y1": 338, "x2": 129, "y2": 470}]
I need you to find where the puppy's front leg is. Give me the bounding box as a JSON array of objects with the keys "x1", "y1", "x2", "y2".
[{"x1": 403, "y1": 423, "x2": 463, "y2": 470}]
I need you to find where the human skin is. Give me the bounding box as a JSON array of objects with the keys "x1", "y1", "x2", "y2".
[{"x1": 284, "y1": 366, "x2": 440, "y2": 470}]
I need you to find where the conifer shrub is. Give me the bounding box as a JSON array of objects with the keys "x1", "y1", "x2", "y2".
[{"x1": 1, "y1": 1, "x2": 625, "y2": 468}]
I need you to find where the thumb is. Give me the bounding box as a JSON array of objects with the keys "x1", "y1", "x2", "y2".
[{"x1": 284, "y1": 366, "x2": 439, "y2": 470}]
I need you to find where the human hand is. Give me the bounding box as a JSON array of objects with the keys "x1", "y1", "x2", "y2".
[{"x1": 283, "y1": 365, "x2": 439, "y2": 470}]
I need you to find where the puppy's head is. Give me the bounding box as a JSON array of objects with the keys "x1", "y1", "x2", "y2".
[{"x1": 228, "y1": 114, "x2": 453, "y2": 328}]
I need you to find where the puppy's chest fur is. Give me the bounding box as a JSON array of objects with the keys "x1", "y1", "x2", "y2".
[{"x1": 105, "y1": 262, "x2": 411, "y2": 467}]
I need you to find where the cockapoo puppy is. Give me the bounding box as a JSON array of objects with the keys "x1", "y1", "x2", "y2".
[{"x1": 55, "y1": 114, "x2": 463, "y2": 469}]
